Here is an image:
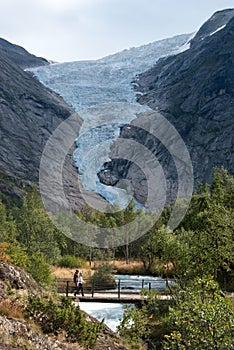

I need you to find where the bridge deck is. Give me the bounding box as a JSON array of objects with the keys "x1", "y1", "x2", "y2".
[{"x1": 62, "y1": 292, "x2": 171, "y2": 303}]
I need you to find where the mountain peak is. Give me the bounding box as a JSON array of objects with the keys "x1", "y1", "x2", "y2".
[
  {"x1": 0, "y1": 37, "x2": 49, "y2": 69},
  {"x1": 191, "y1": 8, "x2": 234, "y2": 47}
]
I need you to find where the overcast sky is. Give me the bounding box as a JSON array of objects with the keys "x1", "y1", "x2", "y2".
[{"x1": 1, "y1": 0, "x2": 234, "y2": 62}]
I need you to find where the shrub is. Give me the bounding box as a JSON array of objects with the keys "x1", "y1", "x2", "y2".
[
  {"x1": 25, "y1": 295, "x2": 103, "y2": 347},
  {"x1": 91, "y1": 264, "x2": 116, "y2": 289},
  {"x1": 162, "y1": 276, "x2": 234, "y2": 350},
  {"x1": 118, "y1": 304, "x2": 150, "y2": 349},
  {"x1": 0, "y1": 242, "x2": 11, "y2": 262},
  {"x1": 6, "y1": 241, "x2": 28, "y2": 268},
  {"x1": 76, "y1": 257, "x2": 89, "y2": 268},
  {"x1": 58, "y1": 255, "x2": 78, "y2": 268},
  {"x1": 57, "y1": 255, "x2": 88, "y2": 269},
  {"x1": 27, "y1": 251, "x2": 54, "y2": 288}
]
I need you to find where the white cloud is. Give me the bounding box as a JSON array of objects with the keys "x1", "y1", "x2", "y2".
[{"x1": 0, "y1": 0, "x2": 233, "y2": 61}]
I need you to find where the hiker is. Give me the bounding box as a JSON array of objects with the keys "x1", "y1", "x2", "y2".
[
  {"x1": 76, "y1": 272, "x2": 84, "y2": 296},
  {"x1": 73, "y1": 269, "x2": 79, "y2": 296}
]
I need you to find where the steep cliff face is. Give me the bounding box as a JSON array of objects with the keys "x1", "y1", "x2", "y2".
[
  {"x1": 0, "y1": 37, "x2": 49, "y2": 69},
  {"x1": 135, "y1": 9, "x2": 234, "y2": 184},
  {"x1": 99, "y1": 9, "x2": 234, "y2": 203},
  {"x1": 0, "y1": 55, "x2": 72, "y2": 181},
  {"x1": 0, "y1": 51, "x2": 105, "y2": 209}
]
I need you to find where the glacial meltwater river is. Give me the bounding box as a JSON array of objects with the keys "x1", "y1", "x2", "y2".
[{"x1": 78, "y1": 274, "x2": 173, "y2": 331}]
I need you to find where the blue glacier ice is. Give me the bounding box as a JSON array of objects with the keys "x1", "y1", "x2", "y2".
[{"x1": 29, "y1": 33, "x2": 191, "y2": 208}]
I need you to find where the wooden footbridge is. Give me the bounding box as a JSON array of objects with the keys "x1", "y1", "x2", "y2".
[{"x1": 57, "y1": 278, "x2": 172, "y2": 304}]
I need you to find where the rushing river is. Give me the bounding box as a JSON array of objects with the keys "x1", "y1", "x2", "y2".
[{"x1": 79, "y1": 274, "x2": 173, "y2": 331}]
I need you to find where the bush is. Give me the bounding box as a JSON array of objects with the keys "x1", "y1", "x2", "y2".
[
  {"x1": 162, "y1": 276, "x2": 234, "y2": 350},
  {"x1": 27, "y1": 251, "x2": 54, "y2": 288},
  {"x1": 25, "y1": 295, "x2": 103, "y2": 347},
  {"x1": 91, "y1": 264, "x2": 116, "y2": 289},
  {"x1": 6, "y1": 241, "x2": 28, "y2": 268},
  {"x1": 76, "y1": 257, "x2": 89, "y2": 268},
  {"x1": 0, "y1": 242, "x2": 11, "y2": 262},
  {"x1": 58, "y1": 255, "x2": 78, "y2": 268},
  {"x1": 57, "y1": 255, "x2": 88, "y2": 269},
  {"x1": 118, "y1": 304, "x2": 150, "y2": 349}
]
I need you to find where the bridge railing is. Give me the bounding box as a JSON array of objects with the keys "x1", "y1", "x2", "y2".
[{"x1": 56, "y1": 278, "x2": 163, "y2": 298}]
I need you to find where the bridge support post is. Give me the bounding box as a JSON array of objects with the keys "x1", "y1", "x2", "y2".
[
  {"x1": 118, "y1": 279, "x2": 121, "y2": 299},
  {"x1": 149, "y1": 282, "x2": 151, "y2": 291},
  {"x1": 66, "y1": 281, "x2": 69, "y2": 297},
  {"x1": 91, "y1": 279, "x2": 94, "y2": 297}
]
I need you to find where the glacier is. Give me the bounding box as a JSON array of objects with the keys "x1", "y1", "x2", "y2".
[{"x1": 29, "y1": 33, "x2": 191, "y2": 208}]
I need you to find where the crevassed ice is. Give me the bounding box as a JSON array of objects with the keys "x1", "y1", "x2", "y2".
[
  {"x1": 76, "y1": 102, "x2": 149, "y2": 207},
  {"x1": 29, "y1": 33, "x2": 191, "y2": 208}
]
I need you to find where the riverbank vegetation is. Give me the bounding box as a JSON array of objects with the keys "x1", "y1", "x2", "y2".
[
  {"x1": 0, "y1": 262, "x2": 131, "y2": 350},
  {"x1": 119, "y1": 276, "x2": 234, "y2": 349},
  {"x1": 0, "y1": 167, "x2": 233, "y2": 348}
]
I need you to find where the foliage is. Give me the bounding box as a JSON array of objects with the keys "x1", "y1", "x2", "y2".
[
  {"x1": 173, "y1": 167, "x2": 234, "y2": 287},
  {"x1": 26, "y1": 251, "x2": 54, "y2": 288},
  {"x1": 118, "y1": 289, "x2": 171, "y2": 349},
  {"x1": 118, "y1": 304, "x2": 150, "y2": 349},
  {"x1": 57, "y1": 254, "x2": 79, "y2": 268},
  {"x1": 57, "y1": 254, "x2": 88, "y2": 269},
  {"x1": 15, "y1": 190, "x2": 64, "y2": 264},
  {"x1": 141, "y1": 168, "x2": 234, "y2": 288},
  {"x1": 0, "y1": 199, "x2": 18, "y2": 242},
  {"x1": 0, "y1": 242, "x2": 11, "y2": 262},
  {"x1": 25, "y1": 295, "x2": 103, "y2": 347},
  {"x1": 162, "y1": 276, "x2": 234, "y2": 350},
  {"x1": 6, "y1": 240, "x2": 28, "y2": 268},
  {"x1": 91, "y1": 264, "x2": 116, "y2": 289},
  {"x1": 137, "y1": 225, "x2": 172, "y2": 274}
]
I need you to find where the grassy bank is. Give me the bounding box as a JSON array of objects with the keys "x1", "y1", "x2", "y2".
[{"x1": 51, "y1": 259, "x2": 174, "y2": 280}]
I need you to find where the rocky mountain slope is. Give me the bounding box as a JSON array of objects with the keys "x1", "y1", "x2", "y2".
[
  {"x1": 0, "y1": 49, "x2": 105, "y2": 209},
  {"x1": 0, "y1": 37, "x2": 49, "y2": 69},
  {"x1": 0, "y1": 55, "x2": 72, "y2": 180},
  {"x1": 136, "y1": 9, "x2": 234, "y2": 185},
  {"x1": 99, "y1": 9, "x2": 234, "y2": 202}
]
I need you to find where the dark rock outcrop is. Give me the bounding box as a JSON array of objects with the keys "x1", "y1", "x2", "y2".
[
  {"x1": 0, "y1": 37, "x2": 49, "y2": 69},
  {"x1": 98, "y1": 123, "x2": 178, "y2": 205},
  {"x1": 99, "y1": 9, "x2": 234, "y2": 203}
]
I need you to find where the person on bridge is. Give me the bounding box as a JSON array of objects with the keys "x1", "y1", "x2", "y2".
[
  {"x1": 74, "y1": 272, "x2": 84, "y2": 297},
  {"x1": 73, "y1": 269, "x2": 79, "y2": 296}
]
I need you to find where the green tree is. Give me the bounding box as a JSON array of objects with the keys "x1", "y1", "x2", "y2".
[
  {"x1": 118, "y1": 304, "x2": 151, "y2": 349},
  {"x1": 118, "y1": 288, "x2": 171, "y2": 349},
  {"x1": 0, "y1": 199, "x2": 17, "y2": 242},
  {"x1": 173, "y1": 168, "x2": 234, "y2": 286},
  {"x1": 6, "y1": 240, "x2": 28, "y2": 268},
  {"x1": 138, "y1": 225, "x2": 171, "y2": 274},
  {"x1": 163, "y1": 276, "x2": 234, "y2": 350},
  {"x1": 16, "y1": 191, "x2": 63, "y2": 264},
  {"x1": 27, "y1": 251, "x2": 54, "y2": 287}
]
